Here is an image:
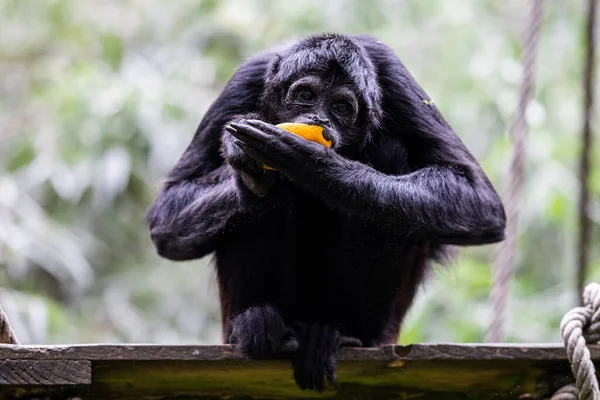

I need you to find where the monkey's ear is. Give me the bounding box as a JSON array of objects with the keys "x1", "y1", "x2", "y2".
[
  {"x1": 264, "y1": 55, "x2": 281, "y2": 83},
  {"x1": 259, "y1": 55, "x2": 283, "y2": 118}
]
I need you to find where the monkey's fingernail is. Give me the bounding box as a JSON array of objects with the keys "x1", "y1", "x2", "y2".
[{"x1": 225, "y1": 126, "x2": 237, "y2": 133}]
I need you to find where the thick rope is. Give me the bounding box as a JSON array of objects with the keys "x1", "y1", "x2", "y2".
[
  {"x1": 577, "y1": 0, "x2": 597, "y2": 302},
  {"x1": 550, "y1": 4, "x2": 597, "y2": 397},
  {"x1": 486, "y1": 0, "x2": 545, "y2": 342},
  {"x1": 0, "y1": 305, "x2": 20, "y2": 345},
  {"x1": 553, "y1": 386, "x2": 583, "y2": 400},
  {"x1": 550, "y1": 283, "x2": 600, "y2": 400}
]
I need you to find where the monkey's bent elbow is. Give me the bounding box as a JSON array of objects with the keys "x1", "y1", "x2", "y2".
[
  {"x1": 477, "y1": 203, "x2": 507, "y2": 244},
  {"x1": 150, "y1": 228, "x2": 179, "y2": 260},
  {"x1": 478, "y1": 224, "x2": 506, "y2": 244},
  {"x1": 150, "y1": 228, "x2": 200, "y2": 261}
]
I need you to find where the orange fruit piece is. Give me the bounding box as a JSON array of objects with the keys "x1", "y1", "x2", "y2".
[
  {"x1": 276, "y1": 123, "x2": 332, "y2": 148},
  {"x1": 263, "y1": 123, "x2": 332, "y2": 170}
]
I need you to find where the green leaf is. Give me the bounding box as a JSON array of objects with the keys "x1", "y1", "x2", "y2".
[
  {"x1": 163, "y1": 103, "x2": 186, "y2": 121},
  {"x1": 6, "y1": 139, "x2": 36, "y2": 172},
  {"x1": 102, "y1": 33, "x2": 124, "y2": 71}
]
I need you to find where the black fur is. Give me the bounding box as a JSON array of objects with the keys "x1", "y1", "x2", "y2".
[{"x1": 147, "y1": 33, "x2": 506, "y2": 392}]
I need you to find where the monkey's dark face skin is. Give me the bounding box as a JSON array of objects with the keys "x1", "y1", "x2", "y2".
[
  {"x1": 147, "y1": 33, "x2": 506, "y2": 393},
  {"x1": 267, "y1": 73, "x2": 365, "y2": 150}
]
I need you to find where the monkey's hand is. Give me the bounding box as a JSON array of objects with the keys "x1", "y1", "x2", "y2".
[
  {"x1": 221, "y1": 123, "x2": 279, "y2": 197},
  {"x1": 289, "y1": 322, "x2": 345, "y2": 392},
  {"x1": 226, "y1": 120, "x2": 328, "y2": 186},
  {"x1": 229, "y1": 304, "x2": 292, "y2": 359}
]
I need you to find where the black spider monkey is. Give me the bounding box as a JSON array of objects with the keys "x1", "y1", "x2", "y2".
[{"x1": 147, "y1": 33, "x2": 506, "y2": 392}]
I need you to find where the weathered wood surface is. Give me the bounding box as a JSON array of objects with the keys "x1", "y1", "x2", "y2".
[
  {"x1": 0, "y1": 343, "x2": 593, "y2": 399},
  {"x1": 0, "y1": 360, "x2": 90, "y2": 385}
]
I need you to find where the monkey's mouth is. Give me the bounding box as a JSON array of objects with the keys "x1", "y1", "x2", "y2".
[
  {"x1": 320, "y1": 127, "x2": 337, "y2": 146},
  {"x1": 286, "y1": 118, "x2": 338, "y2": 148},
  {"x1": 310, "y1": 125, "x2": 338, "y2": 148}
]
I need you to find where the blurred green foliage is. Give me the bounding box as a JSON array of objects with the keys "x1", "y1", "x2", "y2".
[{"x1": 0, "y1": 0, "x2": 598, "y2": 345}]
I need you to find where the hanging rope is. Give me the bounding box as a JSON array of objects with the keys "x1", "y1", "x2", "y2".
[
  {"x1": 486, "y1": 0, "x2": 545, "y2": 342},
  {"x1": 550, "y1": 283, "x2": 600, "y2": 400},
  {"x1": 0, "y1": 305, "x2": 20, "y2": 345},
  {"x1": 552, "y1": 5, "x2": 599, "y2": 396},
  {"x1": 577, "y1": 0, "x2": 598, "y2": 303}
]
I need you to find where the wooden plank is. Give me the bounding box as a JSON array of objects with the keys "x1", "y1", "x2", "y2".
[
  {"x1": 0, "y1": 343, "x2": 591, "y2": 361},
  {"x1": 89, "y1": 358, "x2": 570, "y2": 400},
  {"x1": 0, "y1": 344, "x2": 588, "y2": 399},
  {"x1": 393, "y1": 343, "x2": 582, "y2": 361},
  {"x1": 0, "y1": 360, "x2": 91, "y2": 385}
]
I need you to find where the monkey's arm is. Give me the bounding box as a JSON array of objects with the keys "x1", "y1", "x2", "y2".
[
  {"x1": 148, "y1": 165, "x2": 260, "y2": 261},
  {"x1": 228, "y1": 120, "x2": 505, "y2": 246},
  {"x1": 313, "y1": 154, "x2": 506, "y2": 245},
  {"x1": 328, "y1": 35, "x2": 506, "y2": 245},
  {"x1": 148, "y1": 127, "x2": 279, "y2": 261},
  {"x1": 147, "y1": 52, "x2": 276, "y2": 261},
  {"x1": 148, "y1": 166, "x2": 238, "y2": 261}
]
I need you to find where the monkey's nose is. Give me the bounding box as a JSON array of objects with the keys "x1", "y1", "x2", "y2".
[{"x1": 310, "y1": 115, "x2": 330, "y2": 127}]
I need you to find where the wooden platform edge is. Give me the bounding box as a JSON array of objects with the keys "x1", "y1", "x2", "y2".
[
  {"x1": 0, "y1": 343, "x2": 586, "y2": 399},
  {"x1": 0, "y1": 342, "x2": 587, "y2": 361}
]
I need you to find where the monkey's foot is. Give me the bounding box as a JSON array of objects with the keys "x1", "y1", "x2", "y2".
[
  {"x1": 229, "y1": 304, "x2": 289, "y2": 359},
  {"x1": 289, "y1": 322, "x2": 352, "y2": 392}
]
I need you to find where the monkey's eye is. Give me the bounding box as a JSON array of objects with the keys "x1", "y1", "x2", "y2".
[
  {"x1": 331, "y1": 101, "x2": 351, "y2": 116},
  {"x1": 296, "y1": 89, "x2": 315, "y2": 102}
]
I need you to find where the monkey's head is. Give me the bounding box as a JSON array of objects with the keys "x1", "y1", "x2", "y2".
[{"x1": 260, "y1": 34, "x2": 383, "y2": 153}]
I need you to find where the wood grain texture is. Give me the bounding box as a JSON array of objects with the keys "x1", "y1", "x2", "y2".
[
  {"x1": 0, "y1": 360, "x2": 91, "y2": 385},
  {"x1": 0, "y1": 343, "x2": 591, "y2": 361}
]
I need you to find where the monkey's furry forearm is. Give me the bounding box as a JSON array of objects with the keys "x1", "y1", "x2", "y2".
[
  {"x1": 307, "y1": 156, "x2": 506, "y2": 245},
  {"x1": 147, "y1": 166, "x2": 258, "y2": 261}
]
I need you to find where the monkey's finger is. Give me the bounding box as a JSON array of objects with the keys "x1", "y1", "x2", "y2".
[
  {"x1": 292, "y1": 324, "x2": 311, "y2": 390},
  {"x1": 246, "y1": 120, "x2": 287, "y2": 137},
  {"x1": 222, "y1": 138, "x2": 262, "y2": 173},
  {"x1": 292, "y1": 354, "x2": 306, "y2": 390},
  {"x1": 292, "y1": 360, "x2": 306, "y2": 389},
  {"x1": 301, "y1": 324, "x2": 318, "y2": 391},
  {"x1": 314, "y1": 327, "x2": 331, "y2": 392},
  {"x1": 245, "y1": 119, "x2": 275, "y2": 129},
  {"x1": 236, "y1": 141, "x2": 295, "y2": 174},
  {"x1": 233, "y1": 135, "x2": 276, "y2": 157},
  {"x1": 229, "y1": 123, "x2": 276, "y2": 150},
  {"x1": 246, "y1": 120, "x2": 312, "y2": 147},
  {"x1": 325, "y1": 353, "x2": 336, "y2": 384},
  {"x1": 322, "y1": 326, "x2": 338, "y2": 383},
  {"x1": 229, "y1": 122, "x2": 268, "y2": 138},
  {"x1": 233, "y1": 139, "x2": 256, "y2": 155},
  {"x1": 235, "y1": 142, "x2": 271, "y2": 164},
  {"x1": 305, "y1": 324, "x2": 321, "y2": 391}
]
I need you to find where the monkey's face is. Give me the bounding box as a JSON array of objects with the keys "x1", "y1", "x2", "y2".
[{"x1": 270, "y1": 73, "x2": 368, "y2": 151}]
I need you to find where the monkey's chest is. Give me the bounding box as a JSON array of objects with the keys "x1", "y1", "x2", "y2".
[
  {"x1": 216, "y1": 191, "x2": 421, "y2": 329},
  {"x1": 227, "y1": 193, "x2": 396, "y2": 280}
]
